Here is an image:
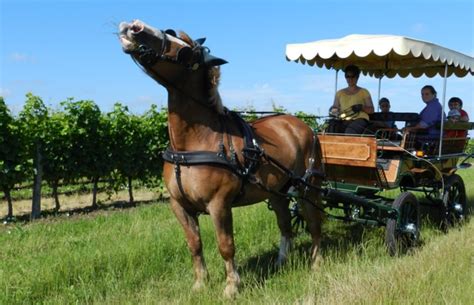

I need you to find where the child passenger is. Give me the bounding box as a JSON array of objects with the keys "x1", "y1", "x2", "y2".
[{"x1": 445, "y1": 109, "x2": 467, "y2": 138}]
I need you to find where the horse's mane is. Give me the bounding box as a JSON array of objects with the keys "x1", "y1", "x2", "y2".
[
  {"x1": 207, "y1": 66, "x2": 224, "y2": 114},
  {"x1": 179, "y1": 31, "x2": 224, "y2": 114}
]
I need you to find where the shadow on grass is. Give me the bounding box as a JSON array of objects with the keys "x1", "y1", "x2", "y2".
[
  {"x1": 1, "y1": 198, "x2": 166, "y2": 224},
  {"x1": 238, "y1": 221, "x2": 367, "y2": 288},
  {"x1": 236, "y1": 191, "x2": 474, "y2": 289}
]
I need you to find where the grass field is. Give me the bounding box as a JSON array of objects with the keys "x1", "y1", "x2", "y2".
[{"x1": 1, "y1": 169, "x2": 473, "y2": 304}]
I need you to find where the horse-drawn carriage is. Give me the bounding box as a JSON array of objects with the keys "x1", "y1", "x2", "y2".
[
  {"x1": 119, "y1": 22, "x2": 473, "y2": 297},
  {"x1": 286, "y1": 34, "x2": 474, "y2": 254}
]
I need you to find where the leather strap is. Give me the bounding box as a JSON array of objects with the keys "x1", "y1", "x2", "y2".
[{"x1": 162, "y1": 148, "x2": 243, "y2": 175}]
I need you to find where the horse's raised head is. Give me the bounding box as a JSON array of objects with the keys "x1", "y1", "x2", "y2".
[
  {"x1": 119, "y1": 20, "x2": 227, "y2": 113},
  {"x1": 119, "y1": 20, "x2": 227, "y2": 73}
]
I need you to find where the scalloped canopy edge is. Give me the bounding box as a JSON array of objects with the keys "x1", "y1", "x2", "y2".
[{"x1": 285, "y1": 34, "x2": 474, "y2": 78}]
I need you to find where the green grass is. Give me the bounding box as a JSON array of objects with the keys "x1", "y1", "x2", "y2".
[{"x1": 1, "y1": 169, "x2": 473, "y2": 304}]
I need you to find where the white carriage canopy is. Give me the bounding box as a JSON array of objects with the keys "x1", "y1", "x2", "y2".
[{"x1": 285, "y1": 34, "x2": 474, "y2": 78}]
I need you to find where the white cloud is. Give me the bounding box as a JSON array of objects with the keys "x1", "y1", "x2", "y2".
[
  {"x1": 219, "y1": 73, "x2": 339, "y2": 114},
  {"x1": 9, "y1": 52, "x2": 36, "y2": 63},
  {"x1": 410, "y1": 23, "x2": 426, "y2": 34},
  {"x1": 123, "y1": 94, "x2": 167, "y2": 113},
  {"x1": 136, "y1": 95, "x2": 163, "y2": 105},
  {"x1": 0, "y1": 88, "x2": 12, "y2": 98},
  {"x1": 221, "y1": 83, "x2": 277, "y2": 105}
]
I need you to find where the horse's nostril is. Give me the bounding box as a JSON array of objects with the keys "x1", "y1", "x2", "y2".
[{"x1": 131, "y1": 22, "x2": 144, "y2": 34}]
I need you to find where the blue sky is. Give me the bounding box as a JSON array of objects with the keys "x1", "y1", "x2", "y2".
[{"x1": 1, "y1": 0, "x2": 473, "y2": 117}]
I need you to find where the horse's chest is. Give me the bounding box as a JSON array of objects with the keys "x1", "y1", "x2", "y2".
[{"x1": 163, "y1": 163, "x2": 241, "y2": 204}]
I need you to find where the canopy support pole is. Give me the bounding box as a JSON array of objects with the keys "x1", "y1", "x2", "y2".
[
  {"x1": 438, "y1": 63, "x2": 448, "y2": 158},
  {"x1": 335, "y1": 70, "x2": 339, "y2": 95},
  {"x1": 377, "y1": 76, "x2": 383, "y2": 111}
]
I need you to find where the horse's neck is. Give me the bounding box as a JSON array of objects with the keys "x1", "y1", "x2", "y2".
[{"x1": 167, "y1": 91, "x2": 223, "y2": 151}]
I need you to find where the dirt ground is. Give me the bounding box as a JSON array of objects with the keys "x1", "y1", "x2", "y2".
[{"x1": 0, "y1": 189, "x2": 162, "y2": 220}]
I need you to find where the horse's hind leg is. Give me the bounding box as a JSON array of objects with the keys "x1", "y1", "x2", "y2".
[
  {"x1": 269, "y1": 196, "x2": 293, "y2": 267},
  {"x1": 169, "y1": 198, "x2": 209, "y2": 291},
  {"x1": 208, "y1": 201, "x2": 240, "y2": 299},
  {"x1": 299, "y1": 189, "x2": 324, "y2": 269}
]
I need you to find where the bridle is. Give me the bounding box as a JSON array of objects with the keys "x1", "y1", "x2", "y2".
[{"x1": 130, "y1": 28, "x2": 222, "y2": 110}]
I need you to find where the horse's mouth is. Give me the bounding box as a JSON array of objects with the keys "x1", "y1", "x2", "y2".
[{"x1": 119, "y1": 20, "x2": 146, "y2": 53}]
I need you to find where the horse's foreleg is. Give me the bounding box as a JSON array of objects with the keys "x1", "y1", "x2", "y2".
[
  {"x1": 269, "y1": 197, "x2": 293, "y2": 267},
  {"x1": 208, "y1": 203, "x2": 240, "y2": 299},
  {"x1": 170, "y1": 198, "x2": 209, "y2": 291},
  {"x1": 300, "y1": 192, "x2": 324, "y2": 269}
]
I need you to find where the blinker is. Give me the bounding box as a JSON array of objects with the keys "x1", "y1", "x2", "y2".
[{"x1": 177, "y1": 46, "x2": 193, "y2": 63}]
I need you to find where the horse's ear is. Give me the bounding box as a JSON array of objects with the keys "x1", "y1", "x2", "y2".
[
  {"x1": 204, "y1": 53, "x2": 228, "y2": 66},
  {"x1": 195, "y1": 37, "x2": 206, "y2": 45},
  {"x1": 164, "y1": 29, "x2": 177, "y2": 37},
  {"x1": 177, "y1": 46, "x2": 193, "y2": 63}
]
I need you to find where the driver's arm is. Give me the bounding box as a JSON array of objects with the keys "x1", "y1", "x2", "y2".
[
  {"x1": 333, "y1": 94, "x2": 341, "y2": 111},
  {"x1": 363, "y1": 95, "x2": 374, "y2": 114}
]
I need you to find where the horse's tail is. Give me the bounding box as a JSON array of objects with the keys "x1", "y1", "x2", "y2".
[
  {"x1": 310, "y1": 131, "x2": 324, "y2": 179},
  {"x1": 300, "y1": 131, "x2": 325, "y2": 198}
]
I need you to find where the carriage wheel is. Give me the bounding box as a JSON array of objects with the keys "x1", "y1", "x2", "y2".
[
  {"x1": 385, "y1": 192, "x2": 420, "y2": 256},
  {"x1": 440, "y1": 174, "x2": 467, "y2": 231},
  {"x1": 290, "y1": 201, "x2": 306, "y2": 234}
]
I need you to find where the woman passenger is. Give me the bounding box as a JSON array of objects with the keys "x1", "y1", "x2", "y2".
[{"x1": 407, "y1": 85, "x2": 445, "y2": 140}]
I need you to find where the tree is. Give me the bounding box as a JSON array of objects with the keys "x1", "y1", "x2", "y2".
[
  {"x1": 294, "y1": 111, "x2": 322, "y2": 131},
  {"x1": 107, "y1": 103, "x2": 147, "y2": 204},
  {"x1": 42, "y1": 109, "x2": 71, "y2": 211},
  {"x1": 18, "y1": 93, "x2": 48, "y2": 219},
  {"x1": 0, "y1": 97, "x2": 29, "y2": 219},
  {"x1": 141, "y1": 104, "x2": 169, "y2": 180},
  {"x1": 62, "y1": 99, "x2": 110, "y2": 208}
]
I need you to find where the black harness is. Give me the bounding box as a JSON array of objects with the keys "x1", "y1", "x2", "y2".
[
  {"x1": 162, "y1": 110, "x2": 264, "y2": 198},
  {"x1": 162, "y1": 110, "x2": 326, "y2": 205}
]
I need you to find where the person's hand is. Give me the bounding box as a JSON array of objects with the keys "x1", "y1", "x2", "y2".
[
  {"x1": 351, "y1": 104, "x2": 363, "y2": 112},
  {"x1": 329, "y1": 107, "x2": 339, "y2": 117}
]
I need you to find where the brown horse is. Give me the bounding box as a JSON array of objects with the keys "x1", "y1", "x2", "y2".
[{"x1": 119, "y1": 20, "x2": 324, "y2": 298}]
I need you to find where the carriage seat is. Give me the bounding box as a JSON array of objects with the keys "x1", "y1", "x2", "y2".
[
  {"x1": 440, "y1": 121, "x2": 472, "y2": 154},
  {"x1": 365, "y1": 112, "x2": 419, "y2": 139},
  {"x1": 402, "y1": 122, "x2": 472, "y2": 155},
  {"x1": 368, "y1": 112, "x2": 419, "y2": 127},
  {"x1": 441, "y1": 121, "x2": 473, "y2": 137}
]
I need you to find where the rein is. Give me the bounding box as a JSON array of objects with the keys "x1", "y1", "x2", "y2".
[{"x1": 132, "y1": 29, "x2": 220, "y2": 111}]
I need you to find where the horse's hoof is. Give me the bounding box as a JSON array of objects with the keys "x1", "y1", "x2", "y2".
[
  {"x1": 192, "y1": 280, "x2": 206, "y2": 292},
  {"x1": 223, "y1": 283, "x2": 239, "y2": 299},
  {"x1": 311, "y1": 255, "x2": 323, "y2": 270},
  {"x1": 275, "y1": 257, "x2": 287, "y2": 269}
]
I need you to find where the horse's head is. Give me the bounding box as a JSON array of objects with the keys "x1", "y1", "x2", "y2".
[
  {"x1": 119, "y1": 20, "x2": 227, "y2": 112},
  {"x1": 119, "y1": 20, "x2": 226, "y2": 78}
]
